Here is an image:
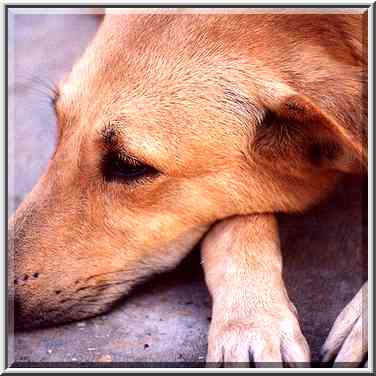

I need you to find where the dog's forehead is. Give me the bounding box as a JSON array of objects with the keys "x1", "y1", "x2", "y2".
[
  {"x1": 61, "y1": 14, "x2": 257, "y2": 99},
  {"x1": 56, "y1": 13, "x2": 268, "y2": 166}
]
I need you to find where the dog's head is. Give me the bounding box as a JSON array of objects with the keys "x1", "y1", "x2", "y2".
[{"x1": 10, "y1": 13, "x2": 365, "y2": 327}]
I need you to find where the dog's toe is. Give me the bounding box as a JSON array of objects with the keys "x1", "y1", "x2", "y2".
[
  {"x1": 206, "y1": 308, "x2": 310, "y2": 368},
  {"x1": 280, "y1": 330, "x2": 311, "y2": 367}
]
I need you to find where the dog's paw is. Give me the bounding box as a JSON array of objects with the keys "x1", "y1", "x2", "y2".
[
  {"x1": 206, "y1": 305, "x2": 310, "y2": 367},
  {"x1": 321, "y1": 282, "x2": 367, "y2": 367}
]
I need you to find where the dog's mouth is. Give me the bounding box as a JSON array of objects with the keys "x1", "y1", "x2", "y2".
[
  {"x1": 14, "y1": 296, "x2": 118, "y2": 330},
  {"x1": 12, "y1": 274, "x2": 140, "y2": 331}
]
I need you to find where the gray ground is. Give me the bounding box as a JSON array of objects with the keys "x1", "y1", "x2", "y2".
[{"x1": 8, "y1": 12, "x2": 367, "y2": 367}]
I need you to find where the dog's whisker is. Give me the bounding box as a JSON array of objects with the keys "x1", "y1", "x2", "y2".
[{"x1": 13, "y1": 70, "x2": 59, "y2": 106}]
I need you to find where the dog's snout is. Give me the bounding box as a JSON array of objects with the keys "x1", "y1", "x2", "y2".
[
  {"x1": 10, "y1": 214, "x2": 120, "y2": 328},
  {"x1": 9, "y1": 208, "x2": 60, "y2": 329}
]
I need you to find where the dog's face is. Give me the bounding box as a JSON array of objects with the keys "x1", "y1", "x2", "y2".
[{"x1": 10, "y1": 14, "x2": 358, "y2": 327}]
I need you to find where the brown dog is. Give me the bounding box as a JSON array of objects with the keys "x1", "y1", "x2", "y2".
[{"x1": 9, "y1": 11, "x2": 368, "y2": 367}]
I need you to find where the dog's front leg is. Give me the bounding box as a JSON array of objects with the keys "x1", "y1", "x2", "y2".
[
  {"x1": 202, "y1": 214, "x2": 310, "y2": 367},
  {"x1": 321, "y1": 282, "x2": 368, "y2": 367}
]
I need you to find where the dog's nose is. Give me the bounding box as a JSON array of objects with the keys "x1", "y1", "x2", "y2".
[
  {"x1": 12, "y1": 269, "x2": 65, "y2": 329},
  {"x1": 9, "y1": 210, "x2": 50, "y2": 329},
  {"x1": 13, "y1": 276, "x2": 39, "y2": 330},
  {"x1": 13, "y1": 295, "x2": 23, "y2": 329},
  {"x1": 11, "y1": 281, "x2": 31, "y2": 330}
]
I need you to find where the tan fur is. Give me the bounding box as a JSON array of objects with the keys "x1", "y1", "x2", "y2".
[
  {"x1": 10, "y1": 12, "x2": 367, "y2": 364},
  {"x1": 202, "y1": 215, "x2": 309, "y2": 366}
]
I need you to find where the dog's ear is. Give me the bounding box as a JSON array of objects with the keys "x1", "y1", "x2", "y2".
[{"x1": 251, "y1": 94, "x2": 365, "y2": 172}]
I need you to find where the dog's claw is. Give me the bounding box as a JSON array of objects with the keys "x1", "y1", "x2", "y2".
[
  {"x1": 206, "y1": 307, "x2": 310, "y2": 368},
  {"x1": 321, "y1": 282, "x2": 367, "y2": 367}
]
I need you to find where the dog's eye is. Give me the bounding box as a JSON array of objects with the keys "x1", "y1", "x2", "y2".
[{"x1": 103, "y1": 152, "x2": 159, "y2": 183}]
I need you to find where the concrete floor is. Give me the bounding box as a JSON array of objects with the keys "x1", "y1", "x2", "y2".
[{"x1": 8, "y1": 11, "x2": 367, "y2": 368}]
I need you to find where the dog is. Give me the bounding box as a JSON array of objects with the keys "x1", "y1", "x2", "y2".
[{"x1": 9, "y1": 11, "x2": 368, "y2": 367}]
